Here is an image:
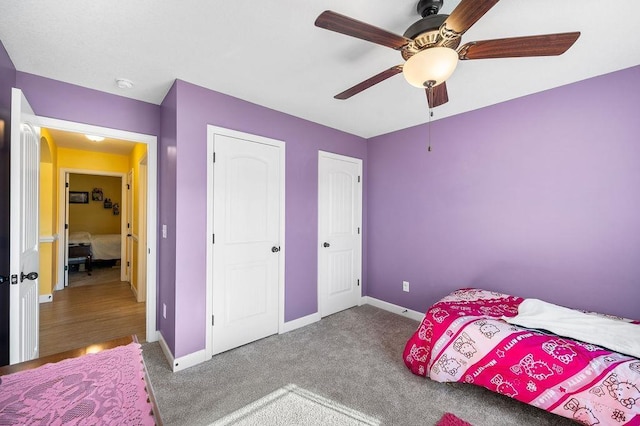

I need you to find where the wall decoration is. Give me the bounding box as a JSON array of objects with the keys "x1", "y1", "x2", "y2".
[
  {"x1": 92, "y1": 187, "x2": 104, "y2": 201},
  {"x1": 113, "y1": 203, "x2": 120, "y2": 215},
  {"x1": 104, "y1": 198, "x2": 113, "y2": 209},
  {"x1": 69, "y1": 191, "x2": 89, "y2": 204}
]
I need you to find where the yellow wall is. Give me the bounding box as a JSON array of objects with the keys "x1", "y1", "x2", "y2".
[
  {"x1": 58, "y1": 147, "x2": 130, "y2": 174},
  {"x1": 39, "y1": 130, "x2": 58, "y2": 296},
  {"x1": 69, "y1": 174, "x2": 122, "y2": 234}
]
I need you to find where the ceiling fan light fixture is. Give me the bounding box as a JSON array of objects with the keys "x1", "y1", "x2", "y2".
[{"x1": 403, "y1": 47, "x2": 459, "y2": 88}]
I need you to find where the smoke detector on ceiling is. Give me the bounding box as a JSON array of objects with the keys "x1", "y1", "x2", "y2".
[{"x1": 115, "y1": 78, "x2": 134, "y2": 89}]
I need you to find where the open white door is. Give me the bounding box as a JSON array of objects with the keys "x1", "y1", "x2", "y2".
[
  {"x1": 63, "y1": 172, "x2": 70, "y2": 288},
  {"x1": 9, "y1": 88, "x2": 40, "y2": 364},
  {"x1": 318, "y1": 151, "x2": 362, "y2": 318},
  {"x1": 126, "y1": 169, "x2": 133, "y2": 283}
]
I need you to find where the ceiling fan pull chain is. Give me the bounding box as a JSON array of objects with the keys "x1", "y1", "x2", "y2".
[{"x1": 427, "y1": 103, "x2": 433, "y2": 152}]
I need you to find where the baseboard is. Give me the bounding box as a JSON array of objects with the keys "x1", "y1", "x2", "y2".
[
  {"x1": 280, "y1": 312, "x2": 321, "y2": 334},
  {"x1": 39, "y1": 294, "x2": 53, "y2": 304},
  {"x1": 158, "y1": 332, "x2": 208, "y2": 372},
  {"x1": 363, "y1": 296, "x2": 424, "y2": 322}
]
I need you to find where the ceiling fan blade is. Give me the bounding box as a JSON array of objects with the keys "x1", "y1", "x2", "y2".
[
  {"x1": 458, "y1": 32, "x2": 580, "y2": 60},
  {"x1": 315, "y1": 11, "x2": 412, "y2": 50},
  {"x1": 426, "y1": 82, "x2": 449, "y2": 108},
  {"x1": 334, "y1": 66, "x2": 403, "y2": 100},
  {"x1": 441, "y1": 0, "x2": 500, "y2": 40}
]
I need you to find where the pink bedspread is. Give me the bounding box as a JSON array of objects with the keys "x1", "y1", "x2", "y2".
[
  {"x1": 403, "y1": 288, "x2": 640, "y2": 425},
  {"x1": 0, "y1": 342, "x2": 156, "y2": 425}
]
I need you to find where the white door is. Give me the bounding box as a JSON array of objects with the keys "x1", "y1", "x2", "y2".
[
  {"x1": 63, "y1": 172, "x2": 70, "y2": 287},
  {"x1": 9, "y1": 88, "x2": 40, "y2": 364},
  {"x1": 211, "y1": 131, "x2": 284, "y2": 355},
  {"x1": 126, "y1": 169, "x2": 133, "y2": 282},
  {"x1": 318, "y1": 151, "x2": 362, "y2": 318}
]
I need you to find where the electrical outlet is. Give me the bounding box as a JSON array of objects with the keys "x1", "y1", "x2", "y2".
[
  {"x1": 163, "y1": 303, "x2": 167, "y2": 319},
  {"x1": 402, "y1": 280, "x2": 410, "y2": 292}
]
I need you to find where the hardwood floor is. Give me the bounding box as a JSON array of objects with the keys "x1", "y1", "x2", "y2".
[{"x1": 39, "y1": 271, "x2": 146, "y2": 358}]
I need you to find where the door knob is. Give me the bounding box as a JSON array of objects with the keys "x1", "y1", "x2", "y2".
[
  {"x1": 21, "y1": 272, "x2": 38, "y2": 282},
  {"x1": 323, "y1": 242, "x2": 330, "y2": 248},
  {"x1": 271, "y1": 246, "x2": 280, "y2": 253}
]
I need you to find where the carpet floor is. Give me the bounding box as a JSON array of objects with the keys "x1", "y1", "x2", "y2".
[{"x1": 142, "y1": 305, "x2": 576, "y2": 426}]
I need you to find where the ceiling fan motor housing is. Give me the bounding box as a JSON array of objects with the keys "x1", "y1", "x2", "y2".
[
  {"x1": 417, "y1": 0, "x2": 443, "y2": 17},
  {"x1": 402, "y1": 14, "x2": 460, "y2": 59}
]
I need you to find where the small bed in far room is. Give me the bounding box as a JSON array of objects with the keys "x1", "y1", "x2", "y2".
[
  {"x1": 403, "y1": 288, "x2": 640, "y2": 425},
  {"x1": 89, "y1": 233, "x2": 121, "y2": 261}
]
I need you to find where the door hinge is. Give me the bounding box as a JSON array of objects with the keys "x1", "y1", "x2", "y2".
[
  {"x1": 65, "y1": 223, "x2": 69, "y2": 229},
  {"x1": 127, "y1": 261, "x2": 130, "y2": 267},
  {"x1": 65, "y1": 182, "x2": 69, "y2": 188},
  {"x1": 213, "y1": 152, "x2": 216, "y2": 163},
  {"x1": 357, "y1": 227, "x2": 360, "y2": 234},
  {"x1": 212, "y1": 234, "x2": 215, "y2": 244},
  {"x1": 127, "y1": 183, "x2": 130, "y2": 190},
  {"x1": 357, "y1": 279, "x2": 360, "y2": 287},
  {"x1": 127, "y1": 222, "x2": 130, "y2": 229},
  {"x1": 358, "y1": 175, "x2": 361, "y2": 183},
  {"x1": 212, "y1": 315, "x2": 215, "y2": 326},
  {"x1": 64, "y1": 265, "x2": 68, "y2": 271}
]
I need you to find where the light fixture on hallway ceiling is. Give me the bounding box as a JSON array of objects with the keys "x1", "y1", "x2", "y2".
[
  {"x1": 85, "y1": 135, "x2": 104, "y2": 142},
  {"x1": 115, "y1": 78, "x2": 134, "y2": 89}
]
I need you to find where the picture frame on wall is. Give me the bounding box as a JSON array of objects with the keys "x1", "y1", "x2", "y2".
[
  {"x1": 92, "y1": 187, "x2": 104, "y2": 201},
  {"x1": 69, "y1": 191, "x2": 89, "y2": 204}
]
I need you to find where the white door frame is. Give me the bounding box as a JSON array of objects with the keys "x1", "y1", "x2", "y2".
[
  {"x1": 34, "y1": 116, "x2": 158, "y2": 343},
  {"x1": 59, "y1": 169, "x2": 127, "y2": 284},
  {"x1": 205, "y1": 125, "x2": 286, "y2": 359},
  {"x1": 317, "y1": 150, "x2": 363, "y2": 316}
]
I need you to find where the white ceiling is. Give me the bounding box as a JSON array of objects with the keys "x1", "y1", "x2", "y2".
[
  {"x1": 1, "y1": 0, "x2": 639, "y2": 138},
  {"x1": 46, "y1": 128, "x2": 137, "y2": 156}
]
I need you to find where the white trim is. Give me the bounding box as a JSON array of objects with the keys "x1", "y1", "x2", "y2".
[
  {"x1": 280, "y1": 312, "x2": 321, "y2": 334},
  {"x1": 39, "y1": 235, "x2": 57, "y2": 243},
  {"x1": 159, "y1": 332, "x2": 208, "y2": 372},
  {"x1": 317, "y1": 151, "x2": 363, "y2": 318},
  {"x1": 39, "y1": 294, "x2": 53, "y2": 304},
  {"x1": 363, "y1": 296, "x2": 424, "y2": 322},
  {"x1": 205, "y1": 125, "x2": 286, "y2": 360},
  {"x1": 33, "y1": 115, "x2": 158, "y2": 343}
]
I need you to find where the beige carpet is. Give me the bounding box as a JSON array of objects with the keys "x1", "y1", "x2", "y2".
[{"x1": 210, "y1": 384, "x2": 380, "y2": 426}]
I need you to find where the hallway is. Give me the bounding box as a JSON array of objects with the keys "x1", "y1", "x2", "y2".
[{"x1": 39, "y1": 272, "x2": 145, "y2": 357}]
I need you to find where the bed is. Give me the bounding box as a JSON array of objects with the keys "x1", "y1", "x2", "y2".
[
  {"x1": 403, "y1": 288, "x2": 640, "y2": 425},
  {"x1": 0, "y1": 336, "x2": 162, "y2": 425},
  {"x1": 69, "y1": 231, "x2": 121, "y2": 261}
]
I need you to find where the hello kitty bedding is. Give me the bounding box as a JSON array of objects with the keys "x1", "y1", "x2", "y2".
[{"x1": 403, "y1": 288, "x2": 640, "y2": 425}]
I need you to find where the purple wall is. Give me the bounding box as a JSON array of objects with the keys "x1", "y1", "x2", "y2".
[
  {"x1": 367, "y1": 66, "x2": 640, "y2": 320},
  {"x1": 158, "y1": 82, "x2": 178, "y2": 352},
  {"x1": 170, "y1": 80, "x2": 367, "y2": 357},
  {"x1": 16, "y1": 72, "x2": 160, "y2": 136},
  {"x1": 0, "y1": 39, "x2": 17, "y2": 366}
]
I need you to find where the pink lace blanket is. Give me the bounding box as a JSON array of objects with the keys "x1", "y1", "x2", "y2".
[{"x1": 0, "y1": 342, "x2": 156, "y2": 425}]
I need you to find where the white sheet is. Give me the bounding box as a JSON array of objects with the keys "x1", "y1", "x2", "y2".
[
  {"x1": 90, "y1": 234, "x2": 121, "y2": 260},
  {"x1": 68, "y1": 231, "x2": 92, "y2": 245},
  {"x1": 503, "y1": 298, "x2": 640, "y2": 358}
]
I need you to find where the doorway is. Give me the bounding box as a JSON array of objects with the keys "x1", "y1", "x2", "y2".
[{"x1": 35, "y1": 117, "x2": 158, "y2": 346}]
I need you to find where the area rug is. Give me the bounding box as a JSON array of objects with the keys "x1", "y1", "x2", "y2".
[
  {"x1": 210, "y1": 384, "x2": 380, "y2": 425},
  {"x1": 436, "y1": 412, "x2": 473, "y2": 426}
]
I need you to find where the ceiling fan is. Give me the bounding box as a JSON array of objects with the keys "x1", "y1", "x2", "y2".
[{"x1": 315, "y1": 0, "x2": 580, "y2": 109}]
